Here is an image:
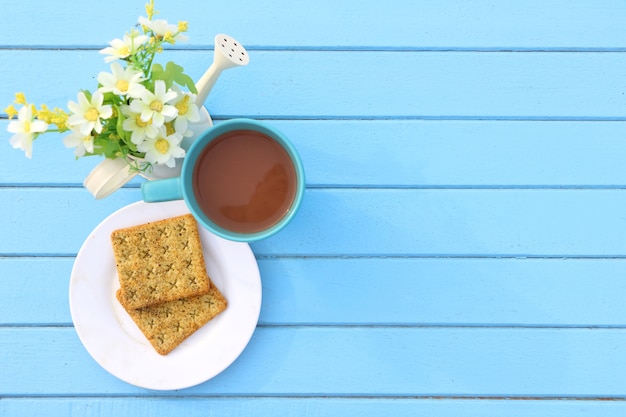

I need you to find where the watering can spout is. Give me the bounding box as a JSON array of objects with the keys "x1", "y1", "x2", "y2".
[{"x1": 195, "y1": 34, "x2": 250, "y2": 107}]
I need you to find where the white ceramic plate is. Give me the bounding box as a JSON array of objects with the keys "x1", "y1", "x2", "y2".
[{"x1": 69, "y1": 200, "x2": 262, "y2": 390}]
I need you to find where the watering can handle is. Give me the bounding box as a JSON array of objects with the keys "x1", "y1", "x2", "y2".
[{"x1": 83, "y1": 157, "x2": 138, "y2": 199}]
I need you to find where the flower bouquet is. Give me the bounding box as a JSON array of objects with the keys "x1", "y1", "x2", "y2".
[{"x1": 5, "y1": 1, "x2": 201, "y2": 172}]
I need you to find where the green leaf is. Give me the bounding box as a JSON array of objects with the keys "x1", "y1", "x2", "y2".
[
  {"x1": 150, "y1": 61, "x2": 197, "y2": 93},
  {"x1": 80, "y1": 89, "x2": 93, "y2": 101},
  {"x1": 92, "y1": 135, "x2": 117, "y2": 158},
  {"x1": 114, "y1": 106, "x2": 131, "y2": 144},
  {"x1": 150, "y1": 63, "x2": 167, "y2": 87},
  {"x1": 125, "y1": 138, "x2": 138, "y2": 153},
  {"x1": 88, "y1": 146, "x2": 105, "y2": 157},
  {"x1": 175, "y1": 71, "x2": 197, "y2": 94},
  {"x1": 103, "y1": 91, "x2": 122, "y2": 105}
]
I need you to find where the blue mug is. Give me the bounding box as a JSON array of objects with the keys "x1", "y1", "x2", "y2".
[{"x1": 141, "y1": 118, "x2": 305, "y2": 242}]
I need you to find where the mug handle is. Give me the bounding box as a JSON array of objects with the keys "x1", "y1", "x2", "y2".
[
  {"x1": 84, "y1": 157, "x2": 138, "y2": 199},
  {"x1": 141, "y1": 177, "x2": 184, "y2": 202}
]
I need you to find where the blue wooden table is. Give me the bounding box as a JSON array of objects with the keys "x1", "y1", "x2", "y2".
[{"x1": 2, "y1": 1, "x2": 626, "y2": 415}]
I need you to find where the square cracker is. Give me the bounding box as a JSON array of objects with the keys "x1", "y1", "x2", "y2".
[
  {"x1": 117, "y1": 282, "x2": 227, "y2": 355},
  {"x1": 111, "y1": 214, "x2": 210, "y2": 309}
]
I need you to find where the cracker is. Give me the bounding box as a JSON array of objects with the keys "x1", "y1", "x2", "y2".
[
  {"x1": 111, "y1": 214, "x2": 210, "y2": 309},
  {"x1": 117, "y1": 282, "x2": 227, "y2": 355}
]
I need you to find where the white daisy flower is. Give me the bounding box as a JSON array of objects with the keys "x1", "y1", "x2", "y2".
[
  {"x1": 171, "y1": 87, "x2": 200, "y2": 136},
  {"x1": 137, "y1": 127, "x2": 185, "y2": 168},
  {"x1": 99, "y1": 33, "x2": 148, "y2": 63},
  {"x1": 63, "y1": 127, "x2": 95, "y2": 157},
  {"x1": 97, "y1": 62, "x2": 145, "y2": 97},
  {"x1": 120, "y1": 104, "x2": 158, "y2": 145},
  {"x1": 129, "y1": 80, "x2": 178, "y2": 128},
  {"x1": 7, "y1": 105, "x2": 48, "y2": 159},
  {"x1": 67, "y1": 91, "x2": 113, "y2": 135},
  {"x1": 139, "y1": 16, "x2": 188, "y2": 42}
]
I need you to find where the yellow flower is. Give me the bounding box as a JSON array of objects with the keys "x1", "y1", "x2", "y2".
[
  {"x1": 164, "y1": 121, "x2": 175, "y2": 136},
  {"x1": 145, "y1": 0, "x2": 155, "y2": 20},
  {"x1": 7, "y1": 105, "x2": 48, "y2": 158},
  {"x1": 14, "y1": 92, "x2": 26, "y2": 105},
  {"x1": 63, "y1": 127, "x2": 95, "y2": 157},
  {"x1": 139, "y1": 16, "x2": 188, "y2": 42},
  {"x1": 67, "y1": 91, "x2": 113, "y2": 135},
  {"x1": 137, "y1": 127, "x2": 185, "y2": 168},
  {"x1": 35, "y1": 104, "x2": 51, "y2": 122},
  {"x1": 51, "y1": 108, "x2": 69, "y2": 130},
  {"x1": 99, "y1": 34, "x2": 148, "y2": 63},
  {"x1": 163, "y1": 32, "x2": 175, "y2": 44},
  {"x1": 171, "y1": 89, "x2": 200, "y2": 135},
  {"x1": 32, "y1": 104, "x2": 68, "y2": 130},
  {"x1": 177, "y1": 21, "x2": 188, "y2": 32},
  {"x1": 5, "y1": 104, "x2": 18, "y2": 119}
]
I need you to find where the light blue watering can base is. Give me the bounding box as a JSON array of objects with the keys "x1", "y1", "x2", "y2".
[{"x1": 142, "y1": 177, "x2": 184, "y2": 202}]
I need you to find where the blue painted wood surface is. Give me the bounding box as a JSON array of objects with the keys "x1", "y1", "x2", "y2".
[{"x1": 2, "y1": 1, "x2": 626, "y2": 415}]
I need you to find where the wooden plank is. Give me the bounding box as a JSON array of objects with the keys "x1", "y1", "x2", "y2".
[
  {"x1": 0, "y1": 258, "x2": 73, "y2": 325},
  {"x1": 3, "y1": 327, "x2": 626, "y2": 396},
  {"x1": 1, "y1": 188, "x2": 626, "y2": 257},
  {"x1": 1, "y1": 1, "x2": 625, "y2": 49},
  {"x1": 258, "y1": 258, "x2": 626, "y2": 327},
  {"x1": 1, "y1": 51, "x2": 625, "y2": 119},
  {"x1": 3, "y1": 120, "x2": 626, "y2": 187},
  {"x1": 0, "y1": 188, "x2": 137, "y2": 256},
  {"x1": 4, "y1": 257, "x2": 626, "y2": 327},
  {"x1": 257, "y1": 188, "x2": 626, "y2": 257},
  {"x1": 3, "y1": 397, "x2": 626, "y2": 417}
]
